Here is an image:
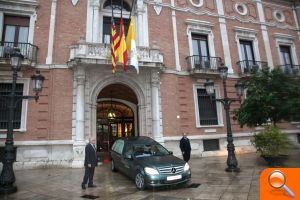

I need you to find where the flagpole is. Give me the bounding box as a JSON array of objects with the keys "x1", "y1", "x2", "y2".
[
  {"x1": 111, "y1": 0, "x2": 117, "y2": 75},
  {"x1": 129, "y1": 0, "x2": 136, "y2": 19},
  {"x1": 111, "y1": 0, "x2": 113, "y2": 19},
  {"x1": 121, "y1": 0, "x2": 123, "y2": 18}
]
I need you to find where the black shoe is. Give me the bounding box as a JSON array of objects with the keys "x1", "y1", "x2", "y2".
[
  {"x1": 88, "y1": 184, "x2": 97, "y2": 188},
  {"x1": 82, "y1": 184, "x2": 86, "y2": 189}
]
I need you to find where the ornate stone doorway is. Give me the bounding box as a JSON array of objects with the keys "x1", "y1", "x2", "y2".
[{"x1": 96, "y1": 84, "x2": 138, "y2": 155}]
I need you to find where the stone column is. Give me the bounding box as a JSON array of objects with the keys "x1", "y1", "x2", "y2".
[
  {"x1": 92, "y1": 1, "x2": 100, "y2": 43},
  {"x1": 137, "y1": 0, "x2": 144, "y2": 46},
  {"x1": 46, "y1": 0, "x2": 57, "y2": 64},
  {"x1": 0, "y1": 12, "x2": 3, "y2": 41},
  {"x1": 256, "y1": 0, "x2": 274, "y2": 68},
  {"x1": 151, "y1": 70, "x2": 163, "y2": 143},
  {"x1": 216, "y1": 0, "x2": 233, "y2": 73},
  {"x1": 72, "y1": 66, "x2": 86, "y2": 168}
]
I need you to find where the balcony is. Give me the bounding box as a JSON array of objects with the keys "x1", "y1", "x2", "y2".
[
  {"x1": 186, "y1": 55, "x2": 222, "y2": 77},
  {"x1": 0, "y1": 42, "x2": 38, "y2": 67},
  {"x1": 68, "y1": 41, "x2": 164, "y2": 69},
  {"x1": 237, "y1": 60, "x2": 268, "y2": 75},
  {"x1": 279, "y1": 64, "x2": 300, "y2": 75}
]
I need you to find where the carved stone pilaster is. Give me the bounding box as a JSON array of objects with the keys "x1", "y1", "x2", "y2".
[
  {"x1": 151, "y1": 70, "x2": 160, "y2": 87},
  {"x1": 150, "y1": 70, "x2": 163, "y2": 143},
  {"x1": 137, "y1": 0, "x2": 145, "y2": 12},
  {"x1": 73, "y1": 66, "x2": 86, "y2": 168}
]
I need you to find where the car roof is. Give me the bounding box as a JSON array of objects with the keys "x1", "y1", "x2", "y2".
[{"x1": 118, "y1": 136, "x2": 158, "y2": 144}]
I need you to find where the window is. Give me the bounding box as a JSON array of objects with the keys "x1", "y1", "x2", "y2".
[
  {"x1": 280, "y1": 45, "x2": 293, "y2": 67},
  {"x1": 0, "y1": 83, "x2": 24, "y2": 129},
  {"x1": 102, "y1": 17, "x2": 130, "y2": 44},
  {"x1": 239, "y1": 40, "x2": 255, "y2": 72},
  {"x1": 274, "y1": 33, "x2": 299, "y2": 72},
  {"x1": 2, "y1": 15, "x2": 29, "y2": 44},
  {"x1": 240, "y1": 40, "x2": 254, "y2": 62},
  {"x1": 192, "y1": 34, "x2": 210, "y2": 68},
  {"x1": 111, "y1": 139, "x2": 124, "y2": 154},
  {"x1": 103, "y1": 0, "x2": 131, "y2": 12},
  {"x1": 203, "y1": 139, "x2": 220, "y2": 151},
  {"x1": 192, "y1": 34, "x2": 209, "y2": 57},
  {"x1": 197, "y1": 89, "x2": 218, "y2": 126}
]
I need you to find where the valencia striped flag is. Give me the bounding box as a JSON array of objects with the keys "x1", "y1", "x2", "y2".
[{"x1": 111, "y1": 18, "x2": 119, "y2": 74}]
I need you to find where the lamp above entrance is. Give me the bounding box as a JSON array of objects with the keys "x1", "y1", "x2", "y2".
[{"x1": 107, "y1": 107, "x2": 116, "y2": 120}]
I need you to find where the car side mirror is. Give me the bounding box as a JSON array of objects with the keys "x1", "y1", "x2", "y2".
[
  {"x1": 169, "y1": 151, "x2": 173, "y2": 155},
  {"x1": 125, "y1": 153, "x2": 133, "y2": 160}
]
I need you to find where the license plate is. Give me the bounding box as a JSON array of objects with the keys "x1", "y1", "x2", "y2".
[{"x1": 167, "y1": 175, "x2": 182, "y2": 181}]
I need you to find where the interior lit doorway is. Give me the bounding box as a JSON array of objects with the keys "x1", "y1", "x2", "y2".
[
  {"x1": 97, "y1": 101, "x2": 135, "y2": 151},
  {"x1": 96, "y1": 84, "x2": 138, "y2": 162}
]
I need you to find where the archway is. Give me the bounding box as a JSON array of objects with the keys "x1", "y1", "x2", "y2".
[{"x1": 96, "y1": 84, "x2": 138, "y2": 156}]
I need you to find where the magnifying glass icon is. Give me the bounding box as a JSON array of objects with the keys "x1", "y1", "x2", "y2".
[{"x1": 268, "y1": 170, "x2": 295, "y2": 198}]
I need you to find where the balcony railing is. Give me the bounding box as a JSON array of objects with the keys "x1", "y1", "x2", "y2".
[
  {"x1": 0, "y1": 42, "x2": 38, "y2": 65},
  {"x1": 279, "y1": 64, "x2": 300, "y2": 75},
  {"x1": 186, "y1": 55, "x2": 222, "y2": 72},
  {"x1": 69, "y1": 41, "x2": 164, "y2": 68},
  {"x1": 237, "y1": 60, "x2": 268, "y2": 74}
]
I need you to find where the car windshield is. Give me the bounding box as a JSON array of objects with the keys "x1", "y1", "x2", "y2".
[{"x1": 132, "y1": 143, "x2": 170, "y2": 158}]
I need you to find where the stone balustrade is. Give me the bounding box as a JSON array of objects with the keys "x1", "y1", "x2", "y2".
[{"x1": 69, "y1": 40, "x2": 164, "y2": 68}]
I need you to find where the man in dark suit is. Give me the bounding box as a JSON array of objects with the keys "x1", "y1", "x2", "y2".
[
  {"x1": 82, "y1": 137, "x2": 98, "y2": 189},
  {"x1": 180, "y1": 132, "x2": 191, "y2": 162}
]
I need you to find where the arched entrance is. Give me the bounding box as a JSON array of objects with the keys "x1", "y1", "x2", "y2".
[{"x1": 96, "y1": 84, "x2": 138, "y2": 155}]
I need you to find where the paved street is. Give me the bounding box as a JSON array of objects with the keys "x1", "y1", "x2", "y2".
[{"x1": 1, "y1": 150, "x2": 300, "y2": 200}]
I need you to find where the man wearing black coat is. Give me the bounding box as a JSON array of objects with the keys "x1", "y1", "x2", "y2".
[
  {"x1": 180, "y1": 132, "x2": 191, "y2": 162},
  {"x1": 82, "y1": 137, "x2": 98, "y2": 189}
]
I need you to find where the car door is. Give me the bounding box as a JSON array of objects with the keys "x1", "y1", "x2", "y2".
[
  {"x1": 111, "y1": 140, "x2": 125, "y2": 172},
  {"x1": 122, "y1": 143, "x2": 136, "y2": 178}
]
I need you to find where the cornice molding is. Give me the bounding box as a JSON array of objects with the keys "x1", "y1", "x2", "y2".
[
  {"x1": 145, "y1": 1, "x2": 298, "y2": 31},
  {"x1": 0, "y1": 0, "x2": 38, "y2": 7}
]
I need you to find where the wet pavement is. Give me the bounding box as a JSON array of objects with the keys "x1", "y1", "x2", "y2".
[{"x1": 1, "y1": 150, "x2": 300, "y2": 200}]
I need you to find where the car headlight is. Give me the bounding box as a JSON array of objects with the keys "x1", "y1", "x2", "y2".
[
  {"x1": 184, "y1": 163, "x2": 190, "y2": 171},
  {"x1": 144, "y1": 167, "x2": 159, "y2": 175}
]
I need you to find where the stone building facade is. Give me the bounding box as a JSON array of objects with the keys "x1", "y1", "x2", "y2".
[{"x1": 0, "y1": 0, "x2": 299, "y2": 168}]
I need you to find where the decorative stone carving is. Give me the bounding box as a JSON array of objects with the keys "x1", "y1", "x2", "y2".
[
  {"x1": 264, "y1": 7, "x2": 273, "y2": 22},
  {"x1": 206, "y1": 0, "x2": 215, "y2": 11},
  {"x1": 71, "y1": 0, "x2": 79, "y2": 6},
  {"x1": 284, "y1": 10, "x2": 293, "y2": 26},
  {"x1": 188, "y1": 0, "x2": 203, "y2": 8},
  {"x1": 153, "y1": 0, "x2": 162, "y2": 15},
  {"x1": 273, "y1": 10, "x2": 285, "y2": 22},
  {"x1": 151, "y1": 70, "x2": 160, "y2": 86},
  {"x1": 69, "y1": 42, "x2": 164, "y2": 65},
  {"x1": 235, "y1": 3, "x2": 248, "y2": 16},
  {"x1": 137, "y1": 0, "x2": 145, "y2": 12},
  {"x1": 225, "y1": 0, "x2": 234, "y2": 14},
  {"x1": 248, "y1": 3, "x2": 257, "y2": 19}
]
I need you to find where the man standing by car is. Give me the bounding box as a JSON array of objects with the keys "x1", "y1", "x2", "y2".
[
  {"x1": 180, "y1": 132, "x2": 191, "y2": 162},
  {"x1": 82, "y1": 137, "x2": 98, "y2": 189}
]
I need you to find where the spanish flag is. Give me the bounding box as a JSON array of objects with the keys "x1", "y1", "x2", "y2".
[
  {"x1": 126, "y1": 17, "x2": 139, "y2": 74},
  {"x1": 111, "y1": 18, "x2": 119, "y2": 74},
  {"x1": 117, "y1": 18, "x2": 128, "y2": 72}
]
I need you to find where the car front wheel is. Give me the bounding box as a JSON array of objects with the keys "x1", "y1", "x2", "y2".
[
  {"x1": 135, "y1": 172, "x2": 146, "y2": 190},
  {"x1": 111, "y1": 159, "x2": 117, "y2": 172}
]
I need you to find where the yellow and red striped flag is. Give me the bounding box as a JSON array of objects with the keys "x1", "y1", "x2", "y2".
[
  {"x1": 111, "y1": 18, "x2": 119, "y2": 74},
  {"x1": 116, "y1": 18, "x2": 128, "y2": 72}
]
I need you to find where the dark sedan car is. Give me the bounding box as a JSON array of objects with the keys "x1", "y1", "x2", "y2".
[{"x1": 110, "y1": 136, "x2": 191, "y2": 190}]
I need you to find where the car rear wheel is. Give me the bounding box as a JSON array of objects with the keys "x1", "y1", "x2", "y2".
[
  {"x1": 111, "y1": 159, "x2": 117, "y2": 172},
  {"x1": 135, "y1": 172, "x2": 146, "y2": 190}
]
